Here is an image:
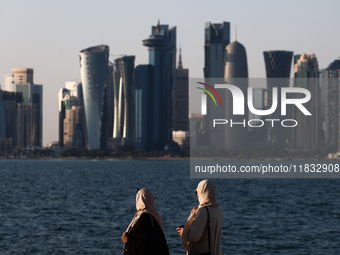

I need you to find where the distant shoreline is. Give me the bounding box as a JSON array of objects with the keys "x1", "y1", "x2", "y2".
[{"x1": 1, "y1": 156, "x2": 338, "y2": 161}]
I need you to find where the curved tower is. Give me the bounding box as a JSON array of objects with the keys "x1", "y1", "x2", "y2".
[
  {"x1": 224, "y1": 41, "x2": 248, "y2": 78},
  {"x1": 213, "y1": 39, "x2": 248, "y2": 150},
  {"x1": 112, "y1": 56, "x2": 136, "y2": 141},
  {"x1": 79, "y1": 45, "x2": 109, "y2": 150}
]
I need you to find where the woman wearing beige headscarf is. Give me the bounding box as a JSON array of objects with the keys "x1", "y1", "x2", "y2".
[
  {"x1": 177, "y1": 179, "x2": 224, "y2": 255},
  {"x1": 122, "y1": 188, "x2": 170, "y2": 255}
]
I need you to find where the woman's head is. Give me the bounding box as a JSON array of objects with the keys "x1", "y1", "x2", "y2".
[
  {"x1": 133, "y1": 188, "x2": 164, "y2": 231},
  {"x1": 136, "y1": 188, "x2": 156, "y2": 211},
  {"x1": 196, "y1": 179, "x2": 218, "y2": 207}
]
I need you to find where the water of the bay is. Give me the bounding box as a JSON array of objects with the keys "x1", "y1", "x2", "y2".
[{"x1": 0, "y1": 159, "x2": 340, "y2": 254}]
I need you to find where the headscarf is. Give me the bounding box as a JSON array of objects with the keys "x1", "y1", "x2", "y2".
[
  {"x1": 181, "y1": 179, "x2": 219, "y2": 251},
  {"x1": 125, "y1": 188, "x2": 164, "y2": 233},
  {"x1": 196, "y1": 179, "x2": 219, "y2": 208}
]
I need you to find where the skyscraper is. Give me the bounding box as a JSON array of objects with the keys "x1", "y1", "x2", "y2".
[
  {"x1": 11, "y1": 68, "x2": 34, "y2": 84},
  {"x1": 320, "y1": 59, "x2": 340, "y2": 152},
  {"x1": 204, "y1": 21, "x2": 230, "y2": 78},
  {"x1": 224, "y1": 40, "x2": 248, "y2": 78},
  {"x1": 0, "y1": 88, "x2": 6, "y2": 138},
  {"x1": 106, "y1": 62, "x2": 114, "y2": 139},
  {"x1": 206, "y1": 37, "x2": 249, "y2": 151},
  {"x1": 142, "y1": 21, "x2": 176, "y2": 149},
  {"x1": 4, "y1": 68, "x2": 43, "y2": 148},
  {"x1": 174, "y1": 48, "x2": 189, "y2": 131},
  {"x1": 15, "y1": 83, "x2": 43, "y2": 147},
  {"x1": 112, "y1": 56, "x2": 135, "y2": 141},
  {"x1": 3, "y1": 74, "x2": 16, "y2": 92},
  {"x1": 0, "y1": 88, "x2": 14, "y2": 155},
  {"x1": 134, "y1": 65, "x2": 154, "y2": 150},
  {"x1": 291, "y1": 53, "x2": 319, "y2": 152},
  {"x1": 63, "y1": 105, "x2": 85, "y2": 149},
  {"x1": 1, "y1": 90, "x2": 23, "y2": 147},
  {"x1": 222, "y1": 39, "x2": 248, "y2": 150},
  {"x1": 58, "y1": 81, "x2": 85, "y2": 149},
  {"x1": 263, "y1": 51, "x2": 293, "y2": 78},
  {"x1": 79, "y1": 45, "x2": 109, "y2": 150},
  {"x1": 17, "y1": 102, "x2": 39, "y2": 149},
  {"x1": 263, "y1": 50, "x2": 293, "y2": 149}
]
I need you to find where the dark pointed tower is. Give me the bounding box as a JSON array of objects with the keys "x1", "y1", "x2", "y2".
[{"x1": 174, "y1": 47, "x2": 189, "y2": 131}]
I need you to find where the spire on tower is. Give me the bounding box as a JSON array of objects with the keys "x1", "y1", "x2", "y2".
[
  {"x1": 234, "y1": 24, "x2": 237, "y2": 42},
  {"x1": 156, "y1": 19, "x2": 161, "y2": 34},
  {"x1": 178, "y1": 46, "x2": 183, "y2": 69}
]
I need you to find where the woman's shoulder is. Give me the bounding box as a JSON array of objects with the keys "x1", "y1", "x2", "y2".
[
  {"x1": 197, "y1": 206, "x2": 223, "y2": 218},
  {"x1": 139, "y1": 212, "x2": 153, "y2": 222},
  {"x1": 195, "y1": 206, "x2": 209, "y2": 218}
]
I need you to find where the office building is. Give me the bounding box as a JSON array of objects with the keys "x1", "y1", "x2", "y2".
[
  {"x1": 2, "y1": 68, "x2": 43, "y2": 149},
  {"x1": 204, "y1": 21, "x2": 230, "y2": 78},
  {"x1": 58, "y1": 82, "x2": 85, "y2": 149},
  {"x1": 112, "y1": 56, "x2": 135, "y2": 141},
  {"x1": 79, "y1": 45, "x2": 109, "y2": 150},
  {"x1": 0, "y1": 137, "x2": 12, "y2": 156},
  {"x1": 15, "y1": 83, "x2": 43, "y2": 147},
  {"x1": 224, "y1": 39, "x2": 248, "y2": 78},
  {"x1": 263, "y1": 50, "x2": 293, "y2": 149},
  {"x1": 248, "y1": 88, "x2": 268, "y2": 148},
  {"x1": 320, "y1": 59, "x2": 340, "y2": 152},
  {"x1": 106, "y1": 62, "x2": 114, "y2": 139},
  {"x1": 17, "y1": 102, "x2": 39, "y2": 149},
  {"x1": 291, "y1": 53, "x2": 320, "y2": 152},
  {"x1": 174, "y1": 48, "x2": 189, "y2": 131},
  {"x1": 0, "y1": 88, "x2": 6, "y2": 138},
  {"x1": 63, "y1": 105, "x2": 85, "y2": 149},
  {"x1": 1, "y1": 90, "x2": 23, "y2": 147},
  {"x1": 134, "y1": 65, "x2": 154, "y2": 150},
  {"x1": 142, "y1": 21, "x2": 176, "y2": 149},
  {"x1": 207, "y1": 38, "x2": 249, "y2": 150},
  {"x1": 3, "y1": 74, "x2": 16, "y2": 92},
  {"x1": 12, "y1": 68, "x2": 34, "y2": 84}
]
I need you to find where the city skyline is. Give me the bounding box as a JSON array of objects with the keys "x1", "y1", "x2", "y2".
[{"x1": 0, "y1": 0, "x2": 339, "y2": 145}]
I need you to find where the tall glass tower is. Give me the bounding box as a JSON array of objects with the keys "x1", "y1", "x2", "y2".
[
  {"x1": 204, "y1": 21, "x2": 230, "y2": 78},
  {"x1": 112, "y1": 56, "x2": 135, "y2": 141},
  {"x1": 134, "y1": 65, "x2": 154, "y2": 151},
  {"x1": 320, "y1": 60, "x2": 340, "y2": 152},
  {"x1": 142, "y1": 21, "x2": 176, "y2": 149},
  {"x1": 79, "y1": 45, "x2": 109, "y2": 150},
  {"x1": 263, "y1": 50, "x2": 293, "y2": 149},
  {"x1": 291, "y1": 53, "x2": 319, "y2": 152}
]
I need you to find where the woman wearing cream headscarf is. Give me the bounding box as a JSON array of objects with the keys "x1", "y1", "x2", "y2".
[
  {"x1": 177, "y1": 179, "x2": 224, "y2": 255},
  {"x1": 122, "y1": 188, "x2": 170, "y2": 255}
]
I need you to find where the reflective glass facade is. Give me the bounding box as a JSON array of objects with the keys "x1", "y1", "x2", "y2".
[
  {"x1": 142, "y1": 22, "x2": 176, "y2": 148},
  {"x1": 263, "y1": 50, "x2": 293, "y2": 149},
  {"x1": 134, "y1": 65, "x2": 154, "y2": 150},
  {"x1": 320, "y1": 60, "x2": 340, "y2": 152},
  {"x1": 15, "y1": 83, "x2": 43, "y2": 147},
  {"x1": 79, "y1": 45, "x2": 109, "y2": 150},
  {"x1": 291, "y1": 54, "x2": 320, "y2": 152},
  {"x1": 112, "y1": 56, "x2": 135, "y2": 141},
  {"x1": 204, "y1": 22, "x2": 230, "y2": 78}
]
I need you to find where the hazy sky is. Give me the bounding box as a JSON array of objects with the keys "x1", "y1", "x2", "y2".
[{"x1": 0, "y1": 0, "x2": 339, "y2": 146}]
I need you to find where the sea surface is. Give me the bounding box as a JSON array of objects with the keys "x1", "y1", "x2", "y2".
[{"x1": 0, "y1": 159, "x2": 340, "y2": 254}]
